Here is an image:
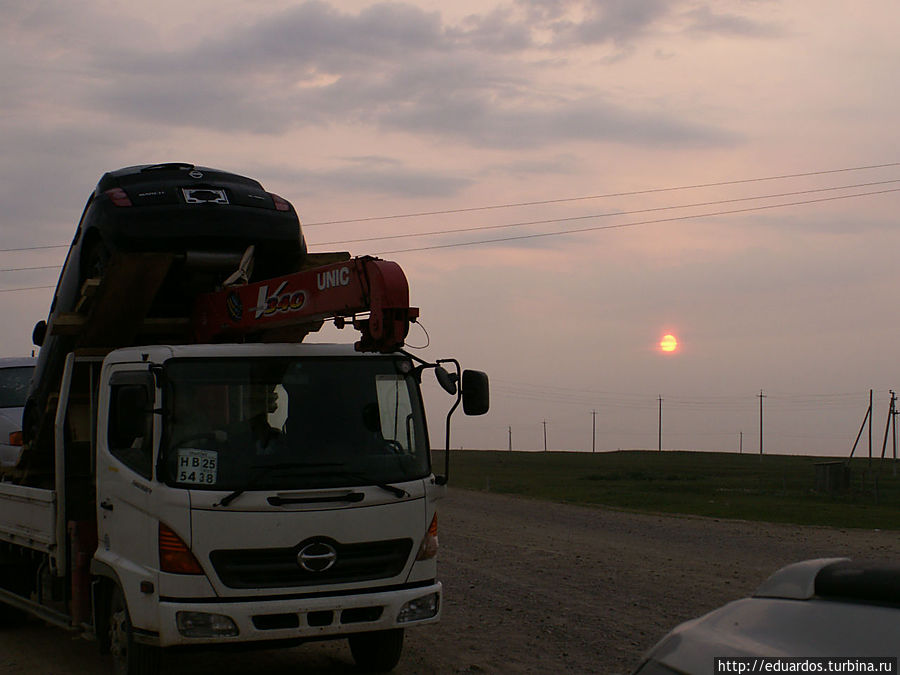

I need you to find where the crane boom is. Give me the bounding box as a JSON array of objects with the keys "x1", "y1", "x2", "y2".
[{"x1": 192, "y1": 256, "x2": 420, "y2": 352}]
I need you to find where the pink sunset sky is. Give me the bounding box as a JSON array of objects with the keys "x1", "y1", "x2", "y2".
[{"x1": 2, "y1": 1, "x2": 899, "y2": 455}]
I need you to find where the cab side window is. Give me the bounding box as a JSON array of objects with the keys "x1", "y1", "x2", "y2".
[{"x1": 108, "y1": 374, "x2": 154, "y2": 479}]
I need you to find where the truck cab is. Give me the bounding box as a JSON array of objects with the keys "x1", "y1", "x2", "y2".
[
  {"x1": 1, "y1": 341, "x2": 486, "y2": 674},
  {"x1": 98, "y1": 344, "x2": 443, "y2": 633}
]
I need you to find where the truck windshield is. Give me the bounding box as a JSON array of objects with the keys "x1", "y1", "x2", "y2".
[{"x1": 160, "y1": 356, "x2": 430, "y2": 491}]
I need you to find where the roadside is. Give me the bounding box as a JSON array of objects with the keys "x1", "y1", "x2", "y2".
[{"x1": 1, "y1": 488, "x2": 897, "y2": 674}]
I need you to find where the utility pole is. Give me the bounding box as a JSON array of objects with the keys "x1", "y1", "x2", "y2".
[
  {"x1": 508, "y1": 426, "x2": 512, "y2": 452},
  {"x1": 892, "y1": 391, "x2": 898, "y2": 476},
  {"x1": 543, "y1": 420, "x2": 548, "y2": 452},
  {"x1": 739, "y1": 430, "x2": 743, "y2": 455},
  {"x1": 849, "y1": 394, "x2": 872, "y2": 461},
  {"x1": 658, "y1": 395, "x2": 663, "y2": 452},
  {"x1": 881, "y1": 391, "x2": 897, "y2": 464},
  {"x1": 591, "y1": 410, "x2": 597, "y2": 453},
  {"x1": 880, "y1": 391, "x2": 894, "y2": 462},
  {"x1": 758, "y1": 390, "x2": 766, "y2": 456},
  {"x1": 869, "y1": 389, "x2": 873, "y2": 467}
]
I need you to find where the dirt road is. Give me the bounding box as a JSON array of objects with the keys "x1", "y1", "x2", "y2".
[{"x1": 2, "y1": 489, "x2": 898, "y2": 674}]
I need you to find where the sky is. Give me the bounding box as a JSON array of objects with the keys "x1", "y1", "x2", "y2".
[{"x1": 2, "y1": 0, "x2": 900, "y2": 457}]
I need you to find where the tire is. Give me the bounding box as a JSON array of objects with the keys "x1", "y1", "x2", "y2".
[
  {"x1": 108, "y1": 585, "x2": 160, "y2": 675},
  {"x1": 348, "y1": 628, "x2": 404, "y2": 672}
]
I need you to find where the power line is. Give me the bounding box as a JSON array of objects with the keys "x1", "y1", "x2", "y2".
[
  {"x1": 3, "y1": 168, "x2": 899, "y2": 282},
  {"x1": 0, "y1": 285, "x2": 54, "y2": 293},
  {"x1": 3, "y1": 179, "x2": 896, "y2": 275},
  {"x1": 0, "y1": 265, "x2": 61, "y2": 273},
  {"x1": 311, "y1": 179, "x2": 900, "y2": 247},
  {"x1": 303, "y1": 161, "x2": 900, "y2": 227},
  {"x1": 6, "y1": 178, "x2": 890, "y2": 269},
  {"x1": 0, "y1": 244, "x2": 68, "y2": 253},
  {"x1": 3, "y1": 163, "x2": 898, "y2": 255},
  {"x1": 372, "y1": 187, "x2": 900, "y2": 254},
  {"x1": 7, "y1": 181, "x2": 895, "y2": 277}
]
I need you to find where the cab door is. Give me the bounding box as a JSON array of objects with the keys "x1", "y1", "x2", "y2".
[{"x1": 95, "y1": 367, "x2": 158, "y2": 585}]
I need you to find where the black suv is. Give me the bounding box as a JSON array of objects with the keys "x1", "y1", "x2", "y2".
[{"x1": 23, "y1": 163, "x2": 307, "y2": 455}]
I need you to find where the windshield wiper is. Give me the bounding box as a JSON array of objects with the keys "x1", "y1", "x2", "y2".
[
  {"x1": 215, "y1": 462, "x2": 344, "y2": 507},
  {"x1": 374, "y1": 482, "x2": 409, "y2": 498},
  {"x1": 215, "y1": 463, "x2": 411, "y2": 507},
  {"x1": 311, "y1": 468, "x2": 410, "y2": 499}
]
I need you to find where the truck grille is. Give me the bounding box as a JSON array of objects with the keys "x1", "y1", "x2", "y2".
[{"x1": 209, "y1": 538, "x2": 413, "y2": 589}]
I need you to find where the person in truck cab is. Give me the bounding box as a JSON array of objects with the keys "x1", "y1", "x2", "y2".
[
  {"x1": 231, "y1": 384, "x2": 282, "y2": 455},
  {"x1": 169, "y1": 383, "x2": 223, "y2": 449}
]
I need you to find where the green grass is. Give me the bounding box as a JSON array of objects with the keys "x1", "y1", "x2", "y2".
[{"x1": 438, "y1": 449, "x2": 900, "y2": 530}]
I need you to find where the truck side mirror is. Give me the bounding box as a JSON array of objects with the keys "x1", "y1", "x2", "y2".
[
  {"x1": 32, "y1": 320, "x2": 47, "y2": 347},
  {"x1": 462, "y1": 370, "x2": 489, "y2": 416}
]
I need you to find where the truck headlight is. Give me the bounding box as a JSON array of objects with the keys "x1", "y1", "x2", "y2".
[
  {"x1": 396, "y1": 592, "x2": 439, "y2": 623},
  {"x1": 176, "y1": 611, "x2": 239, "y2": 637}
]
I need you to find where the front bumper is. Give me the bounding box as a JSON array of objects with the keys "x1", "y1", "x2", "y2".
[{"x1": 153, "y1": 582, "x2": 441, "y2": 647}]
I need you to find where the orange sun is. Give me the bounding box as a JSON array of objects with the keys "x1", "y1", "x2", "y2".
[{"x1": 660, "y1": 334, "x2": 678, "y2": 353}]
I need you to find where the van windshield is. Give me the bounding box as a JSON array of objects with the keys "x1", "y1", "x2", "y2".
[
  {"x1": 160, "y1": 356, "x2": 430, "y2": 490},
  {"x1": 0, "y1": 367, "x2": 34, "y2": 408}
]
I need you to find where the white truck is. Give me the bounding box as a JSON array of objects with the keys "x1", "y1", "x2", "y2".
[{"x1": 0, "y1": 175, "x2": 488, "y2": 674}]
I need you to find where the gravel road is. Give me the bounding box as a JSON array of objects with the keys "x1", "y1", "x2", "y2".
[{"x1": 1, "y1": 489, "x2": 898, "y2": 674}]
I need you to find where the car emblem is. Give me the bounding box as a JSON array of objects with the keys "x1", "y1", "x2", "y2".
[
  {"x1": 297, "y1": 542, "x2": 338, "y2": 573},
  {"x1": 189, "y1": 170, "x2": 204, "y2": 179}
]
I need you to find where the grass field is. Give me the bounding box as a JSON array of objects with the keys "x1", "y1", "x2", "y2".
[{"x1": 438, "y1": 449, "x2": 900, "y2": 530}]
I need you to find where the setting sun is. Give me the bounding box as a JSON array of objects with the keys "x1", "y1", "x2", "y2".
[{"x1": 660, "y1": 334, "x2": 678, "y2": 353}]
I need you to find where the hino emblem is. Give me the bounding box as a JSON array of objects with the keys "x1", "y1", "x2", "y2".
[{"x1": 297, "y1": 541, "x2": 338, "y2": 573}]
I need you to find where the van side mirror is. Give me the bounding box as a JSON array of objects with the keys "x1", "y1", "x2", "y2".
[
  {"x1": 462, "y1": 370, "x2": 489, "y2": 416},
  {"x1": 32, "y1": 320, "x2": 47, "y2": 347}
]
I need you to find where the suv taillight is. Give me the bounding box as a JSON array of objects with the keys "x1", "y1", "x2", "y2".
[
  {"x1": 269, "y1": 193, "x2": 291, "y2": 212},
  {"x1": 104, "y1": 188, "x2": 133, "y2": 207}
]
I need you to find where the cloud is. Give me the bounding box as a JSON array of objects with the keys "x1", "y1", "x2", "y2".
[
  {"x1": 53, "y1": 1, "x2": 740, "y2": 149},
  {"x1": 378, "y1": 90, "x2": 739, "y2": 148},
  {"x1": 564, "y1": 0, "x2": 671, "y2": 47},
  {"x1": 277, "y1": 157, "x2": 475, "y2": 201},
  {"x1": 683, "y1": 5, "x2": 785, "y2": 38}
]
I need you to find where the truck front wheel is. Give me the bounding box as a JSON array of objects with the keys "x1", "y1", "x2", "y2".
[
  {"x1": 348, "y1": 628, "x2": 404, "y2": 672},
  {"x1": 108, "y1": 586, "x2": 160, "y2": 675}
]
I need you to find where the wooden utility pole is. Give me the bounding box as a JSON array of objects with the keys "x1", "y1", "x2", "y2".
[
  {"x1": 849, "y1": 394, "x2": 872, "y2": 460},
  {"x1": 892, "y1": 391, "x2": 898, "y2": 476},
  {"x1": 869, "y1": 389, "x2": 873, "y2": 467},
  {"x1": 543, "y1": 420, "x2": 548, "y2": 452},
  {"x1": 758, "y1": 390, "x2": 766, "y2": 455},
  {"x1": 880, "y1": 391, "x2": 894, "y2": 463},
  {"x1": 591, "y1": 410, "x2": 597, "y2": 453},
  {"x1": 658, "y1": 396, "x2": 663, "y2": 452},
  {"x1": 879, "y1": 391, "x2": 897, "y2": 468},
  {"x1": 508, "y1": 426, "x2": 512, "y2": 452},
  {"x1": 739, "y1": 430, "x2": 743, "y2": 454}
]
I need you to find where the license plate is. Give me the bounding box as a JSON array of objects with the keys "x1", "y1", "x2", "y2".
[
  {"x1": 182, "y1": 188, "x2": 229, "y2": 204},
  {"x1": 176, "y1": 449, "x2": 219, "y2": 485}
]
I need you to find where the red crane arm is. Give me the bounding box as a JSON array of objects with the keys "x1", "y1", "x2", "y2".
[{"x1": 191, "y1": 256, "x2": 419, "y2": 352}]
